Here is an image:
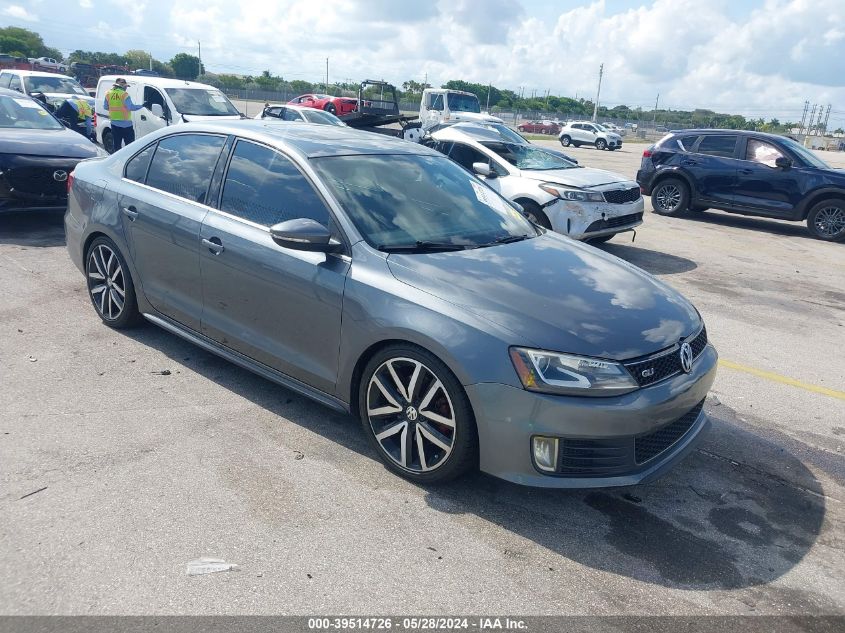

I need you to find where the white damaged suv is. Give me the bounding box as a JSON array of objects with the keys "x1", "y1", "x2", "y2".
[{"x1": 430, "y1": 123, "x2": 643, "y2": 242}]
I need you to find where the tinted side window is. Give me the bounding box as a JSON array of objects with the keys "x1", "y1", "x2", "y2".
[
  {"x1": 125, "y1": 143, "x2": 156, "y2": 183},
  {"x1": 282, "y1": 108, "x2": 302, "y2": 121},
  {"x1": 145, "y1": 134, "x2": 225, "y2": 204},
  {"x1": 448, "y1": 143, "x2": 489, "y2": 171},
  {"x1": 745, "y1": 139, "x2": 783, "y2": 167},
  {"x1": 9, "y1": 75, "x2": 22, "y2": 91},
  {"x1": 696, "y1": 135, "x2": 737, "y2": 158},
  {"x1": 0, "y1": 73, "x2": 11, "y2": 88},
  {"x1": 675, "y1": 135, "x2": 700, "y2": 151},
  {"x1": 220, "y1": 140, "x2": 330, "y2": 227}
]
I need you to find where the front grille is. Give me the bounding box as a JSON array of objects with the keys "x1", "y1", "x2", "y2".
[
  {"x1": 635, "y1": 400, "x2": 704, "y2": 464},
  {"x1": 3, "y1": 166, "x2": 70, "y2": 199},
  {"x1": 544, "y1": 399, "x2": 706, "y2": 477},
  {"x1": 603, "y1": 186, "x2": 642, "y2": 204},
  {"x1": 624, "y1": 326, "x2": 708, "y2": 387},
  {"x1": 584, "y1": 212, "x2": 643, "y2": 233}
]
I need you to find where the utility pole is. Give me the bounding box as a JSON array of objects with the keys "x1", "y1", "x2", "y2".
[
  {"x1": 197, "y1": 41, "x2": 201, "y2": 76},
  {"x1": 798, "y1": 100, "x2": 809, "y2": 136},
  {"x1": 652, "y1": 93, "x2": 659, "y2": 127},
  {"x1": 486, "y1": 81, "x2": 491, "y2": 111},
  {"x1": 822, "y1": 104, "x2": 832, "y2": 134},
  {"x1": 808, "y1": 104, "x2": 817, "y2": 135},
  {"x1": 149, "y1": 52, "x2": 152, "y2": 72},
  {"x1": 325, "y1": 57, "x2": 329, "y2": 94},
  {"x1": 592, "y1": 63, "x2": 603, "y2": 122}
]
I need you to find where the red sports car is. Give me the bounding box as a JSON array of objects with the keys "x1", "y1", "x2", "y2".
[{"x1": 288, "y1": 93, "x2": 358, "y2": 116}]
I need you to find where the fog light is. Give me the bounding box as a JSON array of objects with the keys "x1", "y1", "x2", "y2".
[{"x1": 532, "y1": 436, "x2": 558, "y2": 472}]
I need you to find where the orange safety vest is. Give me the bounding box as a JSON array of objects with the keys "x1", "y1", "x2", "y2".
[{"x1": 106, "y1": 88, "x2": 130, "y2": 121}]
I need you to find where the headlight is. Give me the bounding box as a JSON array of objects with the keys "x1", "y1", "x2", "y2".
[
  {"x1": 509, "y1": 347, "x2": 638, "y2": 396},
  {"x1": 539, "y1": 183, "x2": 604, "y2": 202}
]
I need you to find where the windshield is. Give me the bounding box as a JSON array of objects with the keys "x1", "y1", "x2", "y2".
[
  {"x1": 446, "y1": 92, "x2": 480, "y2": 113},
  {"x1": 302, "y1": 109, "x2": 346, "y2": 126},
  {"x1": 312, "y1": 154, "x2": 537, "y2": 250},
  {"x1": 593, "y1": 123, "x2": 608, "y2": 132},
  {"x1": 480, "y1": 142, "x2": 578, "y2": 170},
  {"x1": 23, "y1": 75, "x2": 87, "y2": 96},
  {"x1": 780, "y1": 137, "x2": 831, "y2": 169},
  {"x1": 164, "y1": 88, "x2": 239, "y2": 116},
  {"x1": 0, "y1": 94, "x2": 63, "y2": 129}
]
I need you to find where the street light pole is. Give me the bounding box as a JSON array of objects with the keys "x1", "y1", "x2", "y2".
[{"x1": 591, "y1": 63, "x2": 603, "y2": 122}]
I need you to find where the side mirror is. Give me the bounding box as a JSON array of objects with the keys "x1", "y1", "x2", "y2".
[
  {"x1": 150, "y1": 103, "x2": 164, "y2": 118},
  {"x1": 270, "y1": 218, "x2": 343, "y2": 253},
  {"x1": 775, "y1": 156, "x2": 792, "y2": 169},
  {"x1": 473, "y1": 162, "x2": 496, "y2": 178}
]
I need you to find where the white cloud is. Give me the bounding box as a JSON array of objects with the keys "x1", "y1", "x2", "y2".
[
  {"x1": 80, "y1": 0, "x2": 93, "y2": 8},
  {"x1": 2, "y1": 5, "x2": 39, "y2": 21}
]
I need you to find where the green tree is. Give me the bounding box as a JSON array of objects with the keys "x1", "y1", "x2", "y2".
[
  {"x1": 0, "y1": 26, "x2": 46, "y2": 58},
  {"x1": 169, "y1": 53, "x2": 201, "y2": 80}
]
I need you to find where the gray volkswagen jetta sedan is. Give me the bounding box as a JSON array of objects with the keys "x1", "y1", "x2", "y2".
[{"x1": 65, "y1": 121, "x2": 717, "y2": 488}]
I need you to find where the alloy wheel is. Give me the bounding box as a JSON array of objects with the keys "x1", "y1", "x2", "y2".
[
  {"x1": 655, "y1": 184, "x2": 682, "y2": 212},
  {"x1": 87, "y1": 244, "x2": 126, "y2": 321},
  {"x1": 813, "y1": 205, "x2": 845, "y2": 238},
  {"x1": 366, "y1": 357, "x2": 456, "y2": 473}
]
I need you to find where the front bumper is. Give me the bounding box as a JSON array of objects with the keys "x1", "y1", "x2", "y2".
[
  {"x1": 545, "y1": 195, "x2": 645, "y2": 240},
  {"x1": 0, "y1": 155, "x2": 77, "y2": 214},
  {"x1": 465, "y1": 344, "x2": 718, "y2": 488}
]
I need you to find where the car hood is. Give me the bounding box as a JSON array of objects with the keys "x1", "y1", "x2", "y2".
[
  {"x1": 0, "y1": 126, "x2": 100, "y2": 158},
  {"x1": 519, "y1": 166, "x2": 633, "y2": 189},
  {"x1": 386, "y1": 233, "x2": 700, "y2": 360},
  {"x1": 182, "y1": 114, "x2": 242, "y2": 122}
]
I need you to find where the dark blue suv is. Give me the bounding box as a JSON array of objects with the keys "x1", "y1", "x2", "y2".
[{"x1": 637, "y1": 129, "x2": 845, "y2": 241}]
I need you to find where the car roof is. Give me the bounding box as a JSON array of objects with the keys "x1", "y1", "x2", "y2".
[
  {"x1": 97, "y1": 75, "x2": 220, "y2": 90},
  {"x1": 432, "y1": 122, "x2": 520, "y2": 144},
  {"x1": 160, "y1": 120, "x2": 441, "y2": 159},
  {"x1": 669, "y1": 128, "x2": 788, "y2": 141},
  {"x1": 0, "y1": 70, "x2": 74, "y2": 78}
]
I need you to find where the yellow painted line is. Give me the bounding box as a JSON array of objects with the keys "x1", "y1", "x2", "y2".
[{"x1": 719, "y1": 359, "x2": 845, "y2": 401}]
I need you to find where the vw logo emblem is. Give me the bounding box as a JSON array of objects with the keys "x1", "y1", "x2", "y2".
[
  {"x1": 405, "y1": 406, "x2": 418, "y2": 421},
  {"x1": 53, "y1": 170, "x2": 68, "y2": 182},
  {"x1": 679, "y1": 342, "x2": 693, "y2": 374}
]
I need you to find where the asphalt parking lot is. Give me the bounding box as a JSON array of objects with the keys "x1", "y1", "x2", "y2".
[{"x1": 1, "y1": 143, "x2": 844, "y2": 616}]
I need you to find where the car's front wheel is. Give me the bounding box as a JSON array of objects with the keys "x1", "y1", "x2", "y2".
[
  {"x1": 86, "y1": 236, "x2": 142, "y2": 328},
  {"x1": 560, "y1": 135, "x2": 571, "y2": 147},
  {"x1": 520, "y1": 200, "x2": 552, "y2": 229},
  {"x1": 651, "y1": 178, "x2": 690, "y2": 216},
  {"x1": 807, "y1": 199, "x2": 845, "y2": 242},
  {"x1": 359, "y1": 345, "x2": 477, "y2": 484},
  {"x1": 595, "y1": 138, "x2": 607, "y2": 150},
  {"x1": 325, "y1": 103, "x2": 337, "y2": 114}
]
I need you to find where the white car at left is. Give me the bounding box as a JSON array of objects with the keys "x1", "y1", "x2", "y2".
[
  {"x1": 0, "y1": 70, "x2": 93, "y2": 111},
  {"x1": 430, "y1": 122, "x2": 643, "y2": 243},
  {"x1": 254, "y1": 104, "x2": 347, "y2": 126}
]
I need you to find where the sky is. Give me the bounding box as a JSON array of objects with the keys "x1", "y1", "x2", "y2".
[{"x1": 2, "y1": 0, "x2": 844, "y2": 127}]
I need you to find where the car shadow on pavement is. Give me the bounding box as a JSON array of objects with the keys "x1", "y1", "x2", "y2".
[
  {"x1": 597, "y1": 242, "x2": 698, "y2": 275},
  {"x1": 681, "y1": 210, "x2": 816, "y2": 240},
  {"x1": 0, "y1": 210, "x2": 66, "y2": 248},
  {"x1": 117, "y1": 324, "x2": 827, "y2": 598}
]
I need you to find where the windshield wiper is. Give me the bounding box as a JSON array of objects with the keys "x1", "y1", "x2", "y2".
[
  {"x1": 378, "y1": 241, "x2": 470, "y2": 253},
  {"x1": 479, "y1": 234, "x2": 533, "y2": 247}
]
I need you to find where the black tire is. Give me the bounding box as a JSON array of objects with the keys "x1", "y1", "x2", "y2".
[
  {"x1": 358, "y1": 344, "x2": 478, "y2": 484},
  {"x1": 651, "y1": 178, "x2": 690, "y2": 216},
  {"x1": 595, "y1": 138, "x2": 607, "y2": 150},
  {"x1": 102, "y1": 128, "x2": 114, "y2": 154},
  {"x1": 806, "y1": 199, "x2": 845, "y2": 241},
  {"x1": 560, "y1": 135, "x2": 571, "y2": 147},
  {"x1": 325, "y1": 103, "x2": 337, "y2": 114},
  {"x1": 85, "y1": 236, "x2": 143, "y2": 329},
  {"x1": 519, "y1": 200, "x2": 552, "y2": 229},
  {"x1": 587, "y1": 234, "x2": 614, "y2": 244}
]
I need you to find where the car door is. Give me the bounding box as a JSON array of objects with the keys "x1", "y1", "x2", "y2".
[
  {"x1": 732, "y1": 137, "x2": 802, "y2": 217},
  {"x1": 688, "y1": 134, "x2": 739, "y2": 205},
  {"x1": 134, "y1": 85, "x2": 168, "y2": 137},
  {"x1": 199, "y1": 138, "x2": 349, "y2": 394},
  {"x1": 117, "y1": 133, "x2": 227, "y2": 330},
  {"x1": 446, "y1": 142, "x2": 512, "y2": 199}
]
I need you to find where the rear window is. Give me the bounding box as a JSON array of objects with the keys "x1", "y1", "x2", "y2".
[
  {"x1": 674, "y1": 135, "x2": 700, "y2": 151},
  {"x1": 696, "y1": 135, "x2": 737, "y2": 158},
  {"x1": 145, "y1": 134, "x2": 226, "y2": 203}
]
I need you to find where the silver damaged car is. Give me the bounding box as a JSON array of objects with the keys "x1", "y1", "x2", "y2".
[{"x1": 65, "y1": 121, "x2": 717, "y2": 488}]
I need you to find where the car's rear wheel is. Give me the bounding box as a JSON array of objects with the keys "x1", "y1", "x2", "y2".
[
  {"x1": 807, "y1": 199, "x2": 845, "y2": 242},
  {"x1": 520, "y1": 200, "x2": 552, "y2": 229},
  {"x1": 560, "y1": 135, "x2": 571, "y2": 147},
  {"x1": 518, "y1": 126, "x2": 527, "y2": 132},
  {"x1": 651, "y1": 178, "x2": 690, "y2": 216},
  {"x1": 325, "y1": 103, "x2": 336, "y2": 114},
  {"x1": 595, "y1": 138, "x2": 607, "y2": 150},
  {"x1": 86, "y1": 237, "x2": 142, "y2": 328},
  {"x1": 359, "y1": 345, "x2": 477, "y2": 484},
  {"x1": 102, "y1": 129, "x2": 114, "y2": 154}
]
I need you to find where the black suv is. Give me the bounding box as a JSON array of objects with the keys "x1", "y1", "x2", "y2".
[{"x1": 637, "y1": 129, "x2": 845, "y2": 241}]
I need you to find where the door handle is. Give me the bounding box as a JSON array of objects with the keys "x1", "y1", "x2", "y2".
[
  {"x1": 202, "y1": 237, "x2": 225, "y2": 254},
  {"x1": 122, "y1": 205, "x2": 138, "y2": 220},
  {"x1": 740, "y1": 168, "x2": 753, "y2": 175},
  {"x1": 140, "y1": 114, "x2": 147, "y2": 121}
]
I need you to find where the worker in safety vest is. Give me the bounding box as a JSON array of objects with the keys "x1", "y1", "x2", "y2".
[
  {"x1": 103, "y1": 78, "x2": 144, "y2": 151},
  {"x1": 56, "y1": 97, "x2": 93, "y2": 139}
]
